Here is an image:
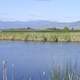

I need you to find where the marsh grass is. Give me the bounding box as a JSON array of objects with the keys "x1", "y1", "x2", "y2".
[
  {"x1": 0, "y1": 31, "x2": 80, "y2": 42},
  {"x1": 51, "y1": 62, "x2": 80, "y2": 80}
]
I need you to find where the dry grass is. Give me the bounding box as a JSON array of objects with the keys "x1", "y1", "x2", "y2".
[{"x1": 0, "y1": 31, "x2": 80, "y2": 42}]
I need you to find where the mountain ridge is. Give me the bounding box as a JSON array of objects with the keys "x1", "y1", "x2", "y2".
[{"x1": 0, "y1": 20, "x2": 80, "y2": 29}]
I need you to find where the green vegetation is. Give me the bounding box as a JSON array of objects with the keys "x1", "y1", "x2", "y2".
[{"x1": 0, "y1": 27, "x2": 80, "y2": 42}]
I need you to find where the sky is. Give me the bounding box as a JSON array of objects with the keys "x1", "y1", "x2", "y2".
[{"x1": 0, "y1": 0, "x2": 80, "y2": 22}]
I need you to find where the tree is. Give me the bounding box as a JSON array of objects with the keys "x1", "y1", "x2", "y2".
[
  {"x1": 63, "y1": 26, "x2": 69, "y2": 32},
  {"x1": 27, "y1": 27, "x2": 31, "y2": 30}
]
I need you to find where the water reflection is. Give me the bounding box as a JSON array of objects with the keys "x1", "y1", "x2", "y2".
[{"x1": 0, "y1": 41, "x2": 79, "y2": 80}]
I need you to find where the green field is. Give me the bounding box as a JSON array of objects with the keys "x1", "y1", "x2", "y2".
[{"x1": 0, "y1": 31, "x2": 80, "y2": 42}]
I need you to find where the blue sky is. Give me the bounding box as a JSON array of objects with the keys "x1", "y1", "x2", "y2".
[{"x1": 0, "y1": 0, "x2": 80, "y2": 22}]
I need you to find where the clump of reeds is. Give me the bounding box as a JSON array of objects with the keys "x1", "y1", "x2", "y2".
[{"x1": 51, "y1": 62, "x2": 80, "y2": 80}]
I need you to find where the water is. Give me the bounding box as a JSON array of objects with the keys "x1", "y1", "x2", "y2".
[{"x1": 0, "y1": 41, "x2": 80, "y2": 80}]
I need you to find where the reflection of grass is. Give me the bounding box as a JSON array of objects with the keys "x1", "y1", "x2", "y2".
[
  {"x1": 51, "y1": 63, "x2": 80, "y2": 80},
  {"x1": 0, "y1": 31, "x2": 80, "y2": 42}
]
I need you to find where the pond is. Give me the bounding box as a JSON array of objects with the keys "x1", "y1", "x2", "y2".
[{"x1": 0, "y1": 41, "x2": 80, "y2": 80}]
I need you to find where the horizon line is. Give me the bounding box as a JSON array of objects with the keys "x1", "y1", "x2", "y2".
[{"x1": 0, "y1": 20, "x2": 80, "y2": 23}]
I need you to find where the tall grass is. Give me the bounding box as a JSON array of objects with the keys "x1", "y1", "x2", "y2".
[
  {"x1": 0, "y1": 31, "x2": 80, "y2": 42},
  {"x1": 51, "y1": 62, "x2": 80, "y2": 80}
]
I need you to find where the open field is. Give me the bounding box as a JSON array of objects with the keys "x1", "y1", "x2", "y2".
[{"x1": 0, "y1": 31, "x2": 80, "y2": 42}]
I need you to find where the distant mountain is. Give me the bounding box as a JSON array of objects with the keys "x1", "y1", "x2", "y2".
[{"x1": 0, "y1": 20, "x2": 80, "y2": 29}]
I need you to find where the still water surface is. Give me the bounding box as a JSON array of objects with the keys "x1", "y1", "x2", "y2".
[{"x1": 0, "y1": 41, "x2": 80, "y2": 80}]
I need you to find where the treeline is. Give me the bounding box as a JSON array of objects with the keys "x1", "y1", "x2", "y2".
[{"x1": 1, "y1": 27, "x2": 80, "y2": 32}]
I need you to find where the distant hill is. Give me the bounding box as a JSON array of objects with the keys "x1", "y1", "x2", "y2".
[{"x1": 0, "y1": 20, "x2": 80, "y2": 29}]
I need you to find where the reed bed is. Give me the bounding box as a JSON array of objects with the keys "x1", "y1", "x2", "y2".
[
  {"x1": 0, "y1": 31, "x2": 80, "y2": 42},
  {"x1": 51, "y1": 62, "x2": 80, "y2": 80},
  {"x1": 2, "y1": 60, "x2": 80, "y2": 80}
]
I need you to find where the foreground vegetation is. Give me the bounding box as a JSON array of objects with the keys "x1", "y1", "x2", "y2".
[
  {"x1": 51, "y1": 64, "x2": 80, "y2": 80},
  {"x1": 0, "y1": 27, "x2": 80, "y2": 42}
]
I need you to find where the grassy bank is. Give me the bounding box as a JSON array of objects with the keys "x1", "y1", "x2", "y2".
[{"x1": 0, "y1": 31, "x2": 80, "y2": 42}]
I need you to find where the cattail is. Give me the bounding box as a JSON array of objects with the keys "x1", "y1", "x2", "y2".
[
  {"x1": 12, "y1": 64, "x2": 15, "y2": 80},
  {"x1": 2, "y1": 60, "x2": 7, "y2": 80}
]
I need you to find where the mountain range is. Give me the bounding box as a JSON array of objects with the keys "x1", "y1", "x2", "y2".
[{"x1": 0, "y1": 20, "x2": 80, "y2": 29}]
